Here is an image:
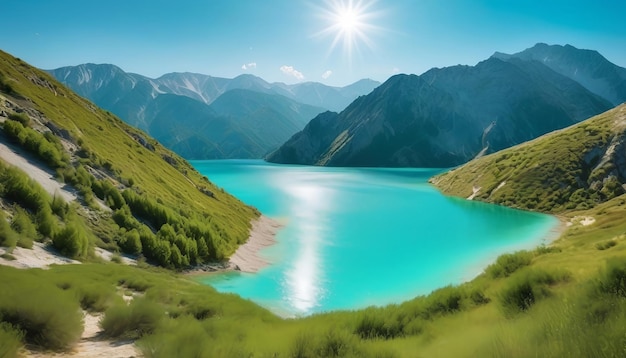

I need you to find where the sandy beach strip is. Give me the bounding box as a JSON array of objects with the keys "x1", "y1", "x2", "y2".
[{"x1": 229, "y1": 216, "x2": 283, "y2": 273}]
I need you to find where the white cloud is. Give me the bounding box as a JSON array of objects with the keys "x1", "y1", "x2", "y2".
[
  {"x1": 391, "y1": 67, "x2": 400, "y2": 74},
  {"x1": 241, "y1": 62, "x2": 257, "y2": 70},
  {"x1": 321, "y1": 70, "x2": 332, "y2": 79},
  {"x1": 280, "y1": 65, "x2": 305, "y2": 81}
]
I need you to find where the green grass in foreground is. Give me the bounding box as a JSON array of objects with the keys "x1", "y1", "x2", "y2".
[{"x1": 1, "y1": 231, "x2": 625, "y2": 358}]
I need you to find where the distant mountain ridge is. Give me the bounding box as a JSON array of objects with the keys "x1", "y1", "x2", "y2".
[
  {"x1": 140, "y1": 89, "x2": 324, "y2": 159},
  {"x1": 49, "y1": 65, "x2": 380, "y2": 112},
  {"x1": 267, "y1": 44, "x2": 624, "y2": 167},
  {"x1": 492, "y1": 43, "x2": 626, "y2": 106},
  {"x1": 48, "y1": 64, "x2": 379, "y2": 159}
]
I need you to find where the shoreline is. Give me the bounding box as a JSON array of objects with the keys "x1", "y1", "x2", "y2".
[
  {"x1": 462, "y1": 213, "x2": 568, "y2": 282},
  {"x1": 549, "y1": 214, "x2": 571, "y2": 243},
  {"x1": 229, "y1": 215, "x2": 283, "y2": 273},
  {"x1": 186, "y1": 215, "x2": 283, "y2": 275}
]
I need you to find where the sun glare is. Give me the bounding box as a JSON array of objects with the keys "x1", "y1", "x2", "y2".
[
  {"x1": 314, "y1": 0, "x2": 381, "y2": 62},
  {"x1": 338, "y1": 8, "x2": 358, "y2": 31}
]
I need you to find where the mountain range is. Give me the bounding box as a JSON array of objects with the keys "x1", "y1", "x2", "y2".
[
  {"x1": 47, "y1": 65, "x2": 380, "y2": 159},
  {"x1": 267, "y1": 43, "x2": 626, "y2": 167}
]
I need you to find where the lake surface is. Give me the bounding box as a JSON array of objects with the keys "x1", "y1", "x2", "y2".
[{"x1": 191, "y1": 160, "x2": 558, "y2": 317}]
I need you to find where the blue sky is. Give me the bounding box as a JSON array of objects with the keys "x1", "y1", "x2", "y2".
[{"x1": 2, "y1": 0, "x2": 625, "y2": 86}]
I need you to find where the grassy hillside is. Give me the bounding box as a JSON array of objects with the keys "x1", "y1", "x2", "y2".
[
  {"x1": 432, "y1": 104, "x2": 626, "y2": 213},
  {"x1": 0, "y1": 50, "x2": 256, "y2": 266}
]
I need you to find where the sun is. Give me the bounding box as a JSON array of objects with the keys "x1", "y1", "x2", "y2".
[
  {"x1": 314, "y1": 0, "x2": 380, "y2": 62},
  {"x1": 337, "y1": 7, "x2": 358, "y2": 32}
]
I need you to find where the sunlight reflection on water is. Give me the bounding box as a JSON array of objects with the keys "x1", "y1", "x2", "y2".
[{"x1": 281, "y1": 176, "x2": 332, "y2": 313}]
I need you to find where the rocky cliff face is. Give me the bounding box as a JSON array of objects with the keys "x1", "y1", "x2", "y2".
[{"x1": 268, "y1": 45, "x2": 617, "y2": 167}]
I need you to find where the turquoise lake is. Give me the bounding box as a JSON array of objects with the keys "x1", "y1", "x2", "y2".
[{"x1": 191, "y1": 160, "x2": 558, "y2": 317}]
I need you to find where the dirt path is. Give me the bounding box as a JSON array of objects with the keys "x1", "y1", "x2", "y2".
[
  {"x1": 26, "y1": 311, "x2": 142, "y2": 358},
  {"x1": 71, "y1": 312, "x2": 141, "y2": 358}
]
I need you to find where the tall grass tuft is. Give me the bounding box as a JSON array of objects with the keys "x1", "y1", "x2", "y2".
[
  {"x1": 0, "y1": 322, "x2": 23, "y2": 358},
  {"x1": 10, "y1": 207, "x2": 36, "y2": 248},
  {"x1": 100, "y1": 297, "x2": 163, "y2": 339},
  {"x1": 140, "y1": 317, "x2": 209, "y2": 358},
  {"x1": 75, "y1": 283, "x2": 121, "y2": 312},
  {"x1": 0, "y1": 210, "x2": 19, "y2": 248},
  {"x1": 595, "y1": 239, "x2": 617, "y2": 250},
  {"x1": 355, "y1": 309, "x2": 404, "y2": 340},
  {"x1": 316, "y1": 328, "x2": 358, "y2": 357},
  {"x1": 139, "y1": 316, "x2": 250, "y2": 358},
  {"x1": 498, "y1": 267, "x2": 570, "y2": 317},
  {"x1": 485, "y1": 250, "x2": 533, "y2": 278},
  {"x1": 0, "y1": 267, "x2": 83, "y2": 350},
  {"x1": 290, "y1": 331, "x2": 317, "y2": 358},
  {"x1": 596, "y1": 256, "x2": 626, "y2": 297}
]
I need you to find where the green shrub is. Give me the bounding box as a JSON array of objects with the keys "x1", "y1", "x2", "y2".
[
  {"x1": 499, "y1": 268, "x2": 570, "y2": 317},
  {"x1": 139, "y1": 317, "x2": 220, "y2": 358},
  {"x1": 0, "y1": 322, "x2": 23, "y2": 358},
  {"x1": 0, "y1": 73, "x2": 15, "y2": 95},
  {"x1": 36, "y1": 205, "x2": 57, "y2": 238},
  {"x1": 316, "y1": 328, "x2": 357, "y2": 357},
  {"x1": 52, "y1": 220, "x2": 90, "y2": 259},
  {"x1": 110, "y1": 253, "x2": 123, "y2": 263},
  {"x1": 486, "y1": 251, "x2": 534, "y2": 278},
  {"x1": 535, "y1": 245, "x2": 561, "y2": 255},
  {"x1": 76, "y1": 283, "x2": 121, "y2": 312},
  {"x1": 2, "y1": 120, "x2": 66, "y2": 168},
  {"x1": 595, "y1": 240, "x2": 617, "y2": 251},
  {"x1": 50, "y1": 194, "x2": 69, "y2": 219},
  {"x1": 112, "y1": 205, "x2": 140, "y2": 231},
  {"x1": 0, "y1": 164, "x2": 60, "y2": 240},
  {"x1": 120, "y1": 276, "x2": 152, "y2": 292},
  {"x1": 170, "y1": 245, "x2": 184, "y2": 268},
  {"x1": 423, "y1": 285, "x2": 465, "y2": 316},
  {"x1": 11, "y1": 207, "x2": 37, "y2": 248},
  {"x1": 152, "y1": 240, "x2": 172, "y2": 267},
  {"x1": 1, "y1": 253, "x2": 16, "y2": 261},
  {"x1": 468, "y1": 288, "x2": 491, "y2": 305},
  {"x1": 596, "y1": 257, "x2": 626, "y2": 297},
  {"x1": 290, "y1": 331, "x2": 318, "y2": 358},
  {"x1": 355, "y1": 309, "x2": 403, "y2": 339},
  {"x1": 55, "y1": 165, "x2": 76, "y2": 184},
  {"x1": 182, "y1": 299, "x2": 217, "y2": 320},
  {"x1": 122, "y1": 190, "x2": 181, "y2": 231},
  {"x1": 92, "y1": 179, "x2": 125, "y2": 210},
  {"x1": 0, "y1": 268, "x2": 83, "y2": 350},
  {"x1": 100, "y1": 298, "x2": 163, "y2": 339},
  {"x1": 0, "y1": 165, "x2": 47, "y2": 213},
  {"x1": 78, "y1": 185, "x2": 97, "y2": 209},
  {"x1": 0, "y1": 210, "x2": 19, "y2": 248},
  {"x1": 7, "y1": 112, "x2": 30, "y2": 126}
]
